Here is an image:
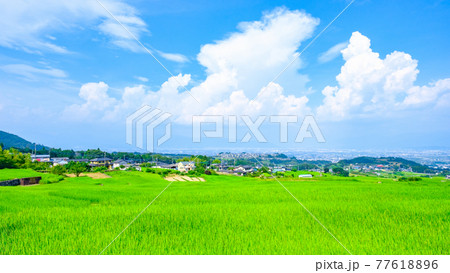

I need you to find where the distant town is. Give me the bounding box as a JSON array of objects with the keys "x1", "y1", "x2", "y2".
[
  {"x1": 1, "y1": 129, "x2": 449, "y2": 180},
  {"x1": 24, "y1": 150, "x2": 450, "y2": 180}
]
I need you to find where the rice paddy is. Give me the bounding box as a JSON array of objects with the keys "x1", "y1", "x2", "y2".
[{"x1": 0, "y1": 169, "x2": 448, "y2": 255}]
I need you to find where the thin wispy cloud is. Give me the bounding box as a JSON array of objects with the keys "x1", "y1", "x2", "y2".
[
  {"x1": 318, "y1": 42, "x2": 348, "y2": 63},
  {"x1": 157, "y1": 50, "x2": 190, "y2": 63},
  {"x1": 135, "y1": 76, "x2": 149, "y2": 82},
  {"x1": 0, "y1": 0, "x2": 148, "y2": 54},
  {"x1": 0, "y1": 64, "x2": 67, "y2": 81}
]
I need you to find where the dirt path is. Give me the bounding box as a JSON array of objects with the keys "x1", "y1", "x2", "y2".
[{"x1": 165, "y1": 175, "x2": 205, "y2": 182}]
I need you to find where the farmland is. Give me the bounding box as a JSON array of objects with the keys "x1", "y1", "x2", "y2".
[{"x1": 0, "y1": 169, "x2": 448, "y2": 255}]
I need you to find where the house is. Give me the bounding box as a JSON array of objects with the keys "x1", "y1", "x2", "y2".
[
  {"x1": 51, "y1": 157, "x2": 69, "y2": 166},
  {"x1": 31, "y1": 154, "x2": 50, "y2": 162},
  {"x1": 233, "y1": 166, "x2": 246, "y2": 175},
  {"x1": 298, "y1": 174, "x2": 313, "y2": 178},
  {"x1": 112, "y1": 159, "x2": 127, "y2": 169},
  {"x1": 53, "y1": 160, "x2": 68, "y2": 166},
  {"x1": 154, "y1": 163, "x2": 177, "y2": 169},
  {"x1": 446, "y1": 175, "x2": 450, "y2": 179},
  {"x1": 89, "y1": 157, "x2": 113, "y2": 169},
  {"x1": 177, "y1": 162, "x2": 195, "y2": 172},
  {"x1": 51, "y1": 157, "x2": 69, "y2": 162}
]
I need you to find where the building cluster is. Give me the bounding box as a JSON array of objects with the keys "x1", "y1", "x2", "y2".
[
  {"x1": 344, "y1": 164, "x2": 412, "y2": 173},
  {"x1": 31, "y1": 155, "x2": 141, "y2": 171}
]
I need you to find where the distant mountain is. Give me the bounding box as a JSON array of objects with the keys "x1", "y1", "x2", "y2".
[{"x1": 0, "y1": 130, "x2": 48, "y2": 150}]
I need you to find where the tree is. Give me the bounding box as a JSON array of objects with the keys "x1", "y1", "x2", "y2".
[
  {"x1": 195, "y1": 166, "x2": 205, "y2": 175},
  {"x1": 0, "y1": 147, "x2": 30, "y2": 169},
  {"x1": 332, "y1": 167, "x2": 349, "y2": 177},
  {"x1": 51, "y1": 165, "x2": 66, "y2": 175},
  {"x1": 67, "y1": 162, "x2": 88, "y2": 177},
  {"x1": 323, "y1": 167, "x2": 330, "y2": 173},
  {"x1": 212, "y1": 159, "x2": 221, "y2": 164}
]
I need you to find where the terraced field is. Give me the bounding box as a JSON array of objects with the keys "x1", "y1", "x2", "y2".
[{"x1": 0, "y1": 169, "x2": 448, "y2": 254}]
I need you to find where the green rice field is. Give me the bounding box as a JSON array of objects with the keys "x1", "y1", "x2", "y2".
[{"x1": 0, "y1": 169, "x2": 448, "y2": 255}]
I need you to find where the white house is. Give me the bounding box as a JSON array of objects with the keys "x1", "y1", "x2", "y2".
[
  {"x1": 113, "y1": 159, "x2": 127, "y2": 169},
  {"x1": 298, "y1": 174, "x2": 313, "y2": 178},
  {"x1": 52, "y1": 157, "x2": 69, "y2": 166},
  {"x1": 177, "y1": 162, "x2": 195, "y2": 172},
  {"x1": 31, "y1": 154, "x2": 51, "y2": 162}
]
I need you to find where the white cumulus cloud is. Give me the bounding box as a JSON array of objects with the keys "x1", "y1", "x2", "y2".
[
  {"x1": 64, "y1": 82, "x2": 116, "y2": 120},
  {"x1": 65, "y1": 7, "x2": 319, "y2": 124},
  {"x1": 317, "y1": 31, "x2": 450, "y2": 120}
]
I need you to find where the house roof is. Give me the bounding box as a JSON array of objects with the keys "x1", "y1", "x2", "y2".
[
  {"x1": 31, "y1": 154, "x2": 50, "y2": 158},
  {"x1": 90, "y1": 157, "x2": 112, "y2": 162},
  {"x1": 113, "y1": 159, "x2": 128, "y2": 164},
  {"x1": 178, "y1": 161, "x2": 194, "y2": 165},
  {"x1": 69, "y1": 159, "x2": 89, "y2": 162},
  {"x1": 54, "y1": 160, "x2": 68, "y2": 164}
]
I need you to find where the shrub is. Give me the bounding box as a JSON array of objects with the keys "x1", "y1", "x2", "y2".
[
  {"x1": 92, "y1": 166, "x2": 107, "y2": 173},
  {"x1": 51, "y1": 165, "x2": 66, "y2": 175},
  {"x1": 30, "y1": 161, "x2": 51, "y2": 171},
  {"x1": 40, "y1": 175, "x2": 64, "y2": 184},
  {"x1": 398, "y1": 177, "x2": 422, "y2": 182},
  {"x1": 408, "y1": 177, "x2": 422, "y2": 181}
]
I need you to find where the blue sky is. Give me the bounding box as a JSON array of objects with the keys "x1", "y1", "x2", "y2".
[{"x1": 0, "y1": 0, "x2": 449, "y2": 152}]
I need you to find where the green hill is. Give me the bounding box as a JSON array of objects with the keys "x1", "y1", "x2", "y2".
[
  {"x1": 338, "y1": 156, "x2": 421, "y2": 166},
  {"x1": 0, "y1": 130, "x2": 48, "y2": 150},
  {"x1": 338, "y1": 156, "x2": 432, "y2": 173}
]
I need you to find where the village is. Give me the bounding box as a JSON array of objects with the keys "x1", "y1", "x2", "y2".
[{"x1": 28, "y1": 152, "x2": 449, "y2": 179}]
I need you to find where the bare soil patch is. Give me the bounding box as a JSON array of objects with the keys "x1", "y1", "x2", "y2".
[
  {"x1": 66, "y1": 172, "x2": 111, "y2": 179},
  {"x1": 165, "y1": 175, "x2": 205, "y2": 182}
]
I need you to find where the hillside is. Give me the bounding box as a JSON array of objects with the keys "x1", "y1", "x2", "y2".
[
  {"x1": 338, "y1": 156, "x2": 432, "y2": 173},
  {"x1": 338, "y1": 156, "x2": 421, "y2": 166},
  {"x1": 0, "y1": 130, "x2": 48, "y2": 150}
]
